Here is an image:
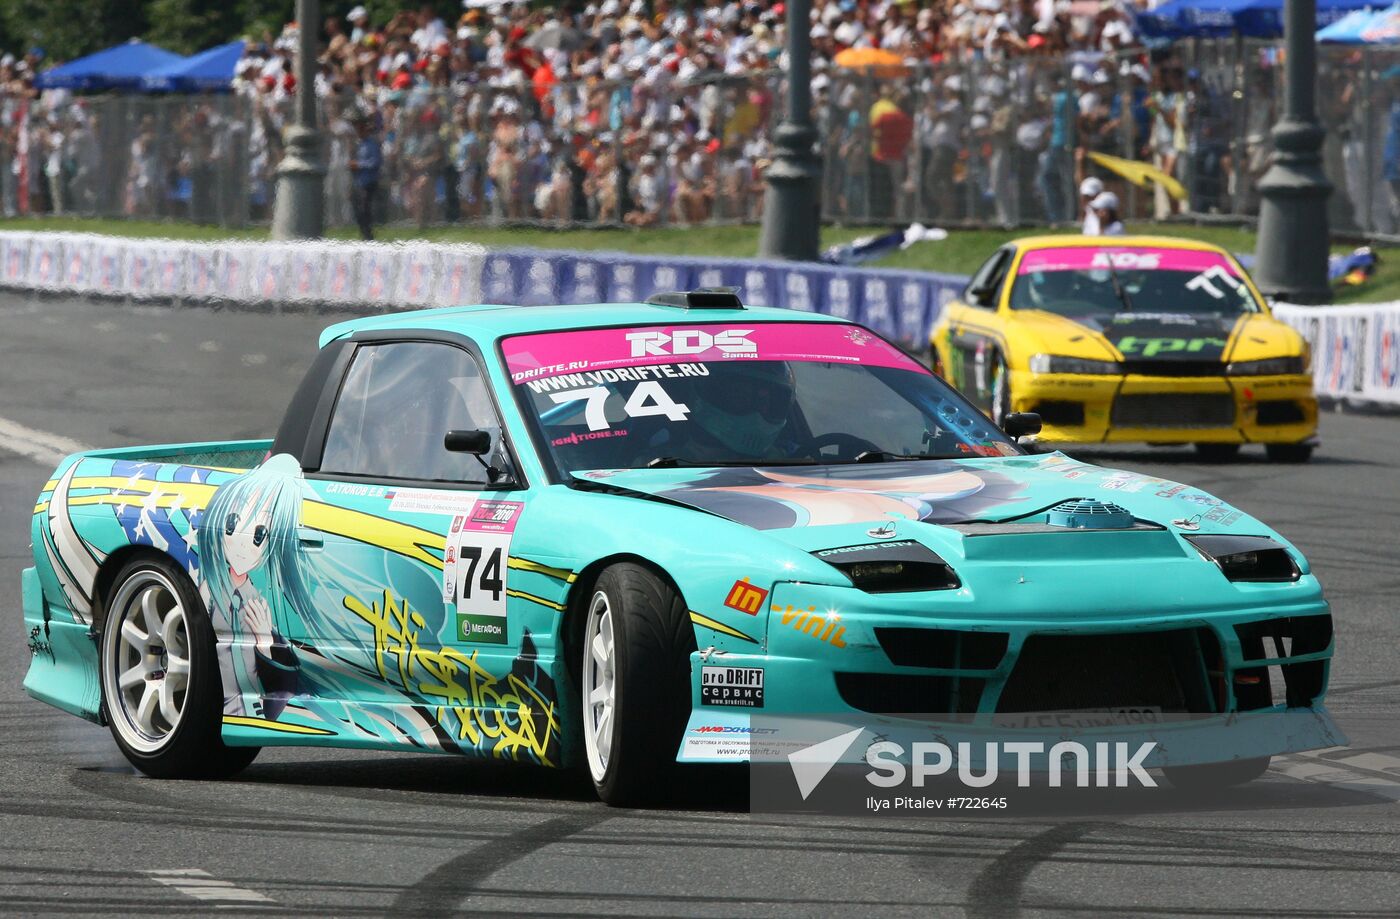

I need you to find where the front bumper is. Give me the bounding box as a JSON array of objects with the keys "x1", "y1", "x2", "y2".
[
  {"x1": 680, "y1": 579, "x2": 1335, "y2": 765},
  {"x1": 1010, "y1": 370, "x2": 1317, "y2": 444}
]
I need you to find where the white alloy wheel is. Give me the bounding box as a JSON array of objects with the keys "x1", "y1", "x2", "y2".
[
  {"x1": 582, "y1": 590, "x2": 617, "y2": 783},
  {"x1": 102, "y1": 569, "x2": 191, "y2": 753}
]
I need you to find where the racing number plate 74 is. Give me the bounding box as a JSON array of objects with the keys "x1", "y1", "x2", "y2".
[{"x1": 443, "y1": 500, "x2": 523, "y2": 644}]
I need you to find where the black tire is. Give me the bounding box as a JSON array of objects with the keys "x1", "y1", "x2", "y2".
[
  {"x1": 990, "y1": 352, "x2": 1011, "y2": 426},
  {"x1": 99, "y1": 555, "x2": 259, "y2": 780},
  {"x1": 1194, "y1": 443, "x2": 1241, "y2": 462},
  {"x1": 579, "y1": 563, "x2": 696, "y2": 806},
  {"x1": 1163, "y1": 755, "x2": 1271, "y2": 791},
  {"x1": 1266, "y1": 443, "x2": 1314, "y2": 463}
]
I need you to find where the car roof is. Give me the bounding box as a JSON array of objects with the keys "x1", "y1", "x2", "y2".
[
  {"x1": 1008, "y1": 234, "x2": 1232, "y2": 254},
  {"x1": 318, "y1": 301, "x2": 845, "y2": 348}
]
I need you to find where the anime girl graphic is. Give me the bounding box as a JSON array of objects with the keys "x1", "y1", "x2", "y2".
[
  {"x1": 199, "y1": 454, "x2": 313, "y2": 720},
  {"x1": 656, "y1": 461, "x2": 1031, "y2": 530},
  {"x1": 197, "y1": 455, "x2": 559, "y2": 762}
]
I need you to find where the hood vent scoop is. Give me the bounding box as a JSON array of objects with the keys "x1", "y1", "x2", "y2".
[{"x1": 1045, "y1": 499, "x2": 1135, "y2": 530}]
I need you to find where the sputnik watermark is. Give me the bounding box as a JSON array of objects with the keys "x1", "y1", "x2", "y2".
[{"x1": 864, "y1": 740, "x2": 1158, "y2": 789}]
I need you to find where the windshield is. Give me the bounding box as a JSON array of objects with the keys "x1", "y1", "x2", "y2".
[
  {"x1": 1009, "y1": 246, "x2": 1262, "y2": 317},
  {"x1": 503, "y1": 322, "x2": 1019, "y2": 474}
]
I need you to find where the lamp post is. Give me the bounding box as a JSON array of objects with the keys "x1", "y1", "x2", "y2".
[
  {"x1": 271, "y1": 0, "x2": 326, "y2": 239},
  {"x1": 759, "y1": 0, "x2": 821, "y2": 261},
  {"x1": 1252, "y1": 0, "x2": 1331, "y2": 304}
]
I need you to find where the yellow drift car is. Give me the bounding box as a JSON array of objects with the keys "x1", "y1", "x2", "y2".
[{"x1": 931, "y1": 236, "x2": 1318, "y2": 462}]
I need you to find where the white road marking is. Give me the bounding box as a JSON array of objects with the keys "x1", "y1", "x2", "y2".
[
  {"x1": 144, "y1": 869, "x2": 275, "y2": 906},
  {"x1": 1275, "y1": 750, "x2": 1400, "y2": 802},
  {"x1": 0, "y1": 416, "x2": 92, "y2": 466}
]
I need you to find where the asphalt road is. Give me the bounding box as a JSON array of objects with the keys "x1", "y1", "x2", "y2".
[{"x1": 1, "y1": 293, "x2": 1397, "y2": 917}]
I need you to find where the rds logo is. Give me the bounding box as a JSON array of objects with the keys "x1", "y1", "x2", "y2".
[{"x1": 625, "y1": 328, "x2": 757, "y2": 358}]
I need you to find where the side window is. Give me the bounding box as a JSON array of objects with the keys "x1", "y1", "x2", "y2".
[
  {"x1": 319, "y1": 341, "x2": 506, "y2": 484},
  {"x1": 964, "y1": 248, "x2": 1012, "y2": 307}
]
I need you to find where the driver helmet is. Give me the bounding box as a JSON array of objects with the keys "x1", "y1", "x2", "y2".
[{"x1": 691, "y1": 361, "x2": 796, "y2": 458}]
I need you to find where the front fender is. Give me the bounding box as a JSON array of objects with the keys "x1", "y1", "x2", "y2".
[{"x1": 511, "y1": 485, "x2": 848, "y2": 652}]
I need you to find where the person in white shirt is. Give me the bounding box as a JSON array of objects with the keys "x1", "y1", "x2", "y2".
[
  {"x1": 1090, "y1": 191, "x2": 1124, "y2": 235},
  {"x1": 1079, "y1": 176, "x2": 1103, "y2": 234}
]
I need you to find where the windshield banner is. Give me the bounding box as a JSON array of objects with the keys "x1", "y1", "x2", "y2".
[
  {"x1": 1017, "y1": 247, "x2": 1244, "y2": 276},
  {"x1": 503, "y1": 322, "x2": 927, "y2": 384}
]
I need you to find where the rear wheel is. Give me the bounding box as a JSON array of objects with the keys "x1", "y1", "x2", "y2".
[
  {"x1": 99, "y1": 556, "x2": 258, "y2": 779},
  {"x1": 1163, "y1": 755, "x2": 1271, "y2": 791},
  {"x1": 1266, "y1": 443, "x2": 1314, "y2": 463},
  {"x1": 1194, "y1": 443, "x2": 1241, "y2": 462},
  {"x1": 581, "y1": 563, "x2": 695, "y2": 806}
]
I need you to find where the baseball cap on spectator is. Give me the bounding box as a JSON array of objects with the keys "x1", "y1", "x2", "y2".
[
  {"x1": 1090, "y1": 191, "x2": 1119, "y2": 211},
  {"x1": 348, "y1": 5, "x2": 368, "y2": 21},
  {"x1": 1071, "y1": 63, "x2": 1091, "y2": 82},
  {"x1": 1080, "y1": 177, "x2": 1104, "y2": 197}
]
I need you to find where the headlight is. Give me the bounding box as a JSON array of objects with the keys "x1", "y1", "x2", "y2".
[
  {"x1": 1187, "y1": 534, "x2": 1300, "y2": 583},
  {"x1": 812, "y1": 540, "x2": 960, "y2": 593},
  {"x1": 1029, "y1": 354, "x2": 1122, "y2": 375},
  {"x1": 1225, "y1": 356, "x2": 1306, "y2": 375}
]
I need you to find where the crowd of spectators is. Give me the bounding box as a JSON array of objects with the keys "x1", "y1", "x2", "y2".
[
  {"x1": 226, "y1": 0, "x2": 1195, "y2": 231},
  {"x1": 2, "y1": 1, "x2": 1400, "y2": 236}
]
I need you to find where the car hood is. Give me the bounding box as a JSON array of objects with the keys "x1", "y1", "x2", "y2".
[
  {"x1": 1017, "y1": 309, "x2": 1253, "y2": 363},
  {"x1": 576, "y1": 452, "x2": 1265, "y2": 552}
]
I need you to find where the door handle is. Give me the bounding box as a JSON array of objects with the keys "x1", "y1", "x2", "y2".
[{"x1": 296, "y1": 527, "x2": 324, "y2": 550}]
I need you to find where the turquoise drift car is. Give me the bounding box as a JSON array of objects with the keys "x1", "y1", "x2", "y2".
[{"x1": 22, "y1": 289, "x2": 1337, "y2": 805}]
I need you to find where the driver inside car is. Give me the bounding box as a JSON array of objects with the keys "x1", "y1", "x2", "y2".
[{"x1": 636, "y1": 361, "x2": 802, "y2": 463}]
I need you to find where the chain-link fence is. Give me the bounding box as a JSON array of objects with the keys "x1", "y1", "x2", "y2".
[{"x1": 3, "y1": 42, "x2": 1398, "y2": 237}]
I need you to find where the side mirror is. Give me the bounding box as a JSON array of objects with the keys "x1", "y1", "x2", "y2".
[
  {"x1": 444, "y1": 429, "x2": 492, "y2": 454},
  {"x1": 968, "y1": 284, "x2": 996, "y2": 307},
  {"x1": 1001, "y1": 412, "x2": 1042, "y2": 441}
]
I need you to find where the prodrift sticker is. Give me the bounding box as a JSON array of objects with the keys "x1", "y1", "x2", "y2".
[
  {"x1": 701, "y1": 665, "x2": 765, "y2": 707},
  {"x1": 447, "y1": 499, "x2": 524, "y2": 644}
]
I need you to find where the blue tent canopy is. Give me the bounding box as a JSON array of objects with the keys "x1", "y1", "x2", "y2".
[
  {"x1": 140, "y1": 40, "x2": 245, "y2": 92},
  {"x1": 1317, "y1": 6, "x2": 1379, "y2": 41},
  {"x1": 1318, "y1": 3, "x2": 1400, "y2": 41},
  {"x1": 34, "y1": 40, "x2": 185, "y2": 91},
  {"x1": 1141, "y1": 0, "x2": 1375, "y2": 38}
]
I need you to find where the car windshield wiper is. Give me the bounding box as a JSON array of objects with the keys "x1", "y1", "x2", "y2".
[
  {"x1": 852, "y1": 450, "x2": 966, "y2": 463},
  {"x1": 1101, "y1": 255, "x2": 1136, "y2": 313},
  {"x1": 645, "y1": 456, "x2": 819, "y2": 469}
]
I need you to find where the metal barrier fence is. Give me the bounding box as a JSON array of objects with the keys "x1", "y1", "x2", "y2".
[{"x1": 3, "y1": 41, "x2": 1397, "y2": 236}]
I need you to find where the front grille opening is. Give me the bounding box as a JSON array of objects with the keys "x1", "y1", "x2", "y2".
[
  {"x1": 1234, "y1": 615, "x2": 1333, "y2": 661},
  {"x1": 1032, "y1": 400, "x2": 1086, "y2": 427},
  {"x1": 1256, "y1": 400, "x2": 1307, "y2": 425},
  {"x1": 835, "y1": 672, "x2": 985, "y2": 716},
  {"x1": 1234, "y1": 616, "x2": 1331, "y2": 707},
  {"x1": 1111, "y1": 393, "x2": 1236, "y2": 429},
  {"x1": 875, "y1": 628, "x2": 1008, "y2": 670},
  {"x1": 1121, "y1": 359, "x2": 1225, "y2": 377},
  {"x1": 995, "y1": 629, "x2": 1222, "y2": 714}
]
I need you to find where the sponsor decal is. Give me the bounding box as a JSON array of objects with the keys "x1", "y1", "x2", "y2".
[
  {"x1": 503, "y1": 322, "x2": 926, "y2": 384},
  {"x1": 773, "y1": 604, "x2": 847, "y2": 648},
  {"x1": 626, "y1": 328, "x2": 757, "y2": 358},
  {"x1": 701, "y1": 665, "x2": 765, "y2": 707},
  {"x1": 1016, "y1": 246, "x2": 1244, "y2": 277},
  {"x1": 1115, "y1": 336, "x2": 1229, "y2": 358},
  {"x1": 388, "y1": 488, "x2": 482, "y2": 516},
  {"x1": 723, "y1": 578, "x2": 769, "y2": 615}
]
